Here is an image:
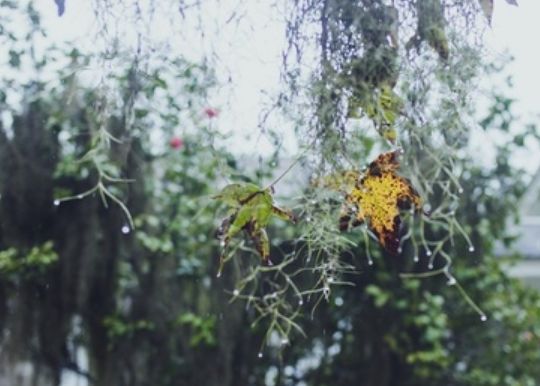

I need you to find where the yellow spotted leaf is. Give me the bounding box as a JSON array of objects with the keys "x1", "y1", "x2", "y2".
[{"x1": 324, "y1": 151, "x2": 422, "y2": 255}]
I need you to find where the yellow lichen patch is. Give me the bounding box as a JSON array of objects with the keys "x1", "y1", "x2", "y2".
[{"x1": 313, "y1": 170, "x2": 361, "y2": 193}]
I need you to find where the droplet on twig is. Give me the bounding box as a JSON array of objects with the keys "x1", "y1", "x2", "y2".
[
  {"x1": 121, "y1": 225, "x2": 130, "y2": 234},
  {"x1": 53, "y1": 200, "x2": 60, "y2": 206}
]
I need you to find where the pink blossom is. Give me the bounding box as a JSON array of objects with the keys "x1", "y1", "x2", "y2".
[
  {"x1": 169, "y1": 136, "x2": 183, "y2": 150},
  {"x1": 204, "y1": 107, "x2": 219, "y2": 119}
]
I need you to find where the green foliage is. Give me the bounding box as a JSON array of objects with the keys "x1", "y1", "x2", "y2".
[
  {"x1": 175, "y1": 312, "x2": 217, "y2": 347},
  {"x1": 0, "y1": 241, "x2": 58, "y2": 277},
  {"x1": 103, "y1": 314, "x2": 155, "y2": 340}
]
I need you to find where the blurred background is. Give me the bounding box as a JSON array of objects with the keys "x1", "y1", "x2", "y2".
[{"x1": 1, "y1": 1, "x2": 540, "y2": 386}]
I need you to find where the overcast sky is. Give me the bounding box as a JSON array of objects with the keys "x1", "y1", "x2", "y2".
[{"x1": 30, "y1": 0, "x2": 540, "y2": 175}]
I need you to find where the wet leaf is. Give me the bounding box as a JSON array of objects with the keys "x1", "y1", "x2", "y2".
[
  {"x1": 214, "y1": 183, "x2": 295, "y2": 270},
  {"x1": 321, "y1": 151, "x2": 422, "y2": 255}
]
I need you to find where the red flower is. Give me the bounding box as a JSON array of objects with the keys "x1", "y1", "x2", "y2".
[
  {"x1": 169, "y1": 136, "x2": 183, "y2": 149},
  {"x1": 204, "y1": 107, "x2": 219, "y2": 118}
]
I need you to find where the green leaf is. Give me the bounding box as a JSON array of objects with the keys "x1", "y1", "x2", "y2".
[{"x1": 214, "y1": 183, "x2": 295, "y2": 271}]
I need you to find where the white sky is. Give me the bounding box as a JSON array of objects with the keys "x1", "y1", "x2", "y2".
[{"x1": 23, "y1": 0, "x2": 540, "y2": 176}]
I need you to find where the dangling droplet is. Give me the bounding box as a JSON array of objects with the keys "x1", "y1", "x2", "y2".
[
  {"x1": 367, "y1": 258, "x2": 374, "y2": 266},
  {"x1": 53, "y1": 200, "x2": 60, "y2": 206},
  {"x1": 280, "y1": 338, "x2": 289, "y2": 346},
  {"x1": 257, "y1": 352, "x2": 263, "y2": 358},
  {"x1": 323, "y1": 286, "x2": 330, "y2": 297},
  {"x1": 468, "y1": 245, "x2": 475, "y2": 252},
  {"x1": 426, "y1": 249, "x2": 432, "y2": 257},
  {"x1": 428, "y1": 263, "x2": 434, "y2": 270},
  {"x1": 121, "y1": 225, "x2": 130, "y2": 234},
  {"x1": 480, "y1": 315, "x2": 487, "y2": 322},
  {"x1": 458, "y1": 188, "x2": 464, "y2": 194},
  {"x1": 77, "y1": 194, "x2": 84, "y2": 199},
  {"x1": 220, "y1": 240, "x2": 226, "y2": 247},
  {"x1": 298, "y1": 299, "x2": 304, "y2": 306},
  {"x1": 447, "y1": 277, "x2": 457, "y2": 286},
  {"x1": 413, "y1": 256, "x2": 419, "y2": 263},
  {"x1": 216, "y1": 271, "x2": 222, "y2": 278},
  {"x1": 233, "y1": 289, "x2": 240, "y2": 296}
]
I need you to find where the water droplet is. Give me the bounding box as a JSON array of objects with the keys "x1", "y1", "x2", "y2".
[
  {"x1": 468, "y1": 245, "x2": 475, "y2": 252},
  {"x1": 216, "y1": 271, "x2": 222, "y2": 278},
  {"x1": 413, "y1": 256, "x2": 419, "y2": 263},
  {"x1": 219, "y1": 240, "x2": 226, "y2": 247},
  {"x1": 458, "y1": 188, "x2": 464, "y2": 194},
  {"x1": 323, "y1": 286, "x2": 330, "y2": 297},
  {"x1": 327, "y1": 277, "x2": 334, "y2": 283},
  {"x1": 306, "y1": 216, "x2": 312, "y2": 222},
  {"x1": 280, "y1": 338, "x2": 289, "y2": 345},
  {"x1": 426, "y1": 249, "x2": 432, "y2": 257},
  {"x1": 397, "y1": 247, "x2": 402, "y2": 254},
  {"x1": 53, "y1": 200, "x2": 60, "y2": 206},
  {"x1": 428, "y1": 263, "x2": 434, "y2": 269},
  {"x1": 233, "y1": 289, "x2": 240, "y2": 296},
  {"x1": 399, "y1": 148, "x2": 405, "y2": 154},
  {"x1": 310, "y1": 199, "x2": 317, "y2": 205},
  {"x1": 298, "y1": 299, "x2": 304, "y2": 306},
  {"x1": 77, "y1": 194, "x2": 84, "y2": 199},
  {"x1": 367, "y1": 259, "x2": 374, "y2": 266},
  {"x1": 447, "y1": 277, "x2": 456, "y2": 286},
  {"x1": 480, "y1": 315, "x2": 487, "y2": 322},
  {"x1": 258, "y1": 352, "x2": 263, "y2": 358},
  {"x1": 121, "y1": 225, "x2": 130, "y2": 234}
]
